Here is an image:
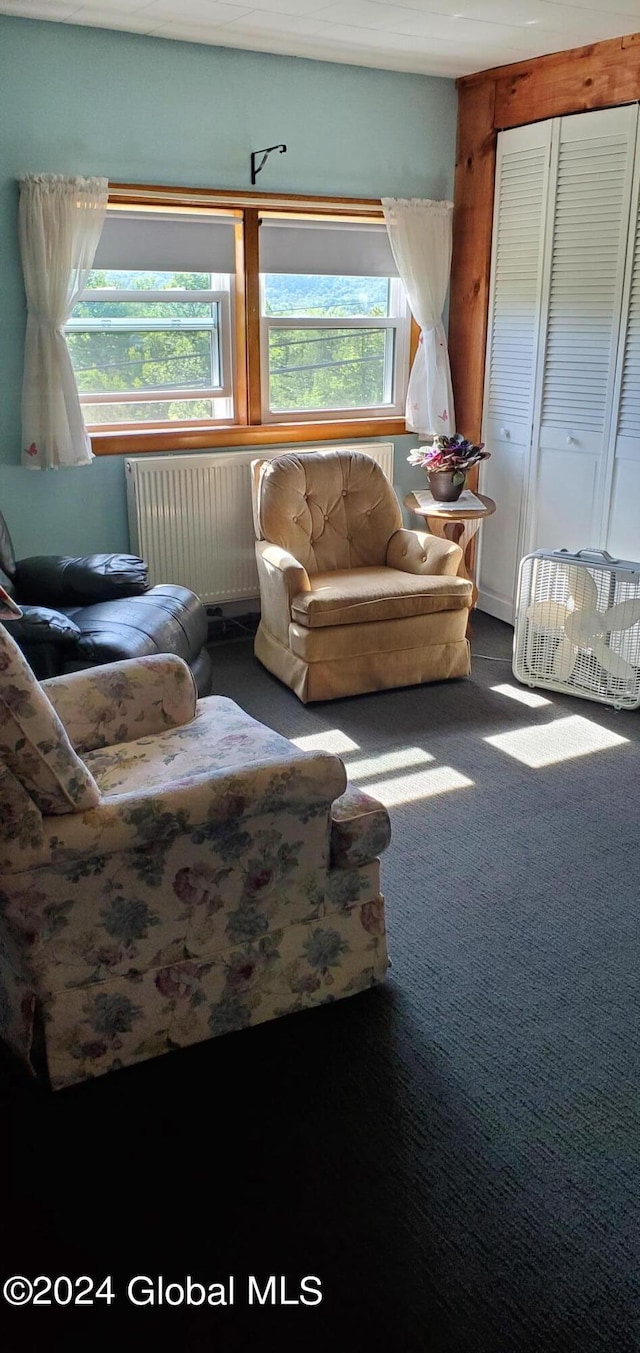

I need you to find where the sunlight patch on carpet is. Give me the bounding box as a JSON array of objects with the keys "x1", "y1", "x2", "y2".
[
  {"x1": 360, "y1": 765, "x2": 474, "y2": 807},
  {"x1": 292, "y1": 729, "x2": 360, "y2": 754},
  {"x1": 346, "y1": 747, "x2": 435, "y2": 781},
  {"x1": 491, "y1": 683, "x2": 551, "y2": 708},
  {"x1": 484, "y1": 714, "x2": 629, "y2": 768}
]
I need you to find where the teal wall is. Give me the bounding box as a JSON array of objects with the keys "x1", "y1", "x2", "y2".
[{"x1": 0, "y1": 16, "x2": 457, "y2": 558}]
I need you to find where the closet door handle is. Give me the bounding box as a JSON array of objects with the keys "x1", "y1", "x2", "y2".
[
  {"x1": 500, "y1": 427, "x2": 510, "y2": 439},
  {"x1": 566, "y1": 435, "x2": 577, "y2": 446}
]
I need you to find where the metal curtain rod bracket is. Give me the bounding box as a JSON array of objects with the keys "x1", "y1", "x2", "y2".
[{"x1": 251, "y1": 144, "x2": 287, "y2": 185}]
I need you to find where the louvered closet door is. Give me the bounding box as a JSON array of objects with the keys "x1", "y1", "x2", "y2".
[
  {"x1": 607, "y1": 139, "x2": 640, "y2": 560},
  {"x1": 479, "y1": 121, "x2": 552, "y2": 622},
  {"x1": 527, "y1": 105, "x2": 637, "y2": 555}
]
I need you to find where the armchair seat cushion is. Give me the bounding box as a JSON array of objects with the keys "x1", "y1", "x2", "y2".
[
  {"x1": 291, "y1": 567, "x2": 472, "y2": 628},
  {"x1": 83, "y1": 694, "x2": 304, "y2": 797}
]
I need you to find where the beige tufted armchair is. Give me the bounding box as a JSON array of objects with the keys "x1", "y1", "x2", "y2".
[{"x1": 251, "y1": 449, "x2": 473, "y2": 702}]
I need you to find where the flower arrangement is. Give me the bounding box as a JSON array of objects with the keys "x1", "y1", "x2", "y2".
[{"x1": 408, "y1": 434, "x2": 490, "y2": 487}]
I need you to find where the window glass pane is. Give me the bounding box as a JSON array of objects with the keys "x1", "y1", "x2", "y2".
[
  {"x1": 263, "y1": 274, "x2": 391, "y2": 319},
  {"x1": 68, "y1": 328, "x2": 220, "y2": 396},
  {"x1": 82, "y1": 397, "x2": 232, "y2": 425},
  {"x1": 83, "y1": 269, "x2": 214, "y2": 292},
  {"x1": 268, "y1": 327, "x2": 393, "y2": 413},
  {"x1": 72, "y1": 299, "x2": 216, "y2": 321}
]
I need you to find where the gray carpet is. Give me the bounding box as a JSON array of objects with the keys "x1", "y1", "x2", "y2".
[{"x1": 1, "y1": 613, "x2": 639, "y2": 1352}]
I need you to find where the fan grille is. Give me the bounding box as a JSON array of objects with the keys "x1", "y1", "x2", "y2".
[{"x1": 513, "y1": 553, "x2": 640, "y2": 709}]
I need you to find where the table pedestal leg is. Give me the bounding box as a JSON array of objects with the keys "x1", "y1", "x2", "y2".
[{"x1": 426, "y1": 516, "x2": 482, "y2": 607}]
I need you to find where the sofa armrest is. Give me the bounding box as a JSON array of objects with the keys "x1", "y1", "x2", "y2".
[
  {"x1": 15, "y1": 554, "x2": 148, "y2": 607},
  {"x1": 3, "y1": 605, "x2": 81, "y2": 648},
  {"x1": 386, "y1": 528, "x2": 462, "y2": 577},
  {"x1": 42, "y1": 655, "x2": 198, "y2": 754},
  {"x1": 2, "y1": 606, "x2": 82, "y2": 679},
  {"x1": 330, "y1": 784, "x2": 391, "y2": 869},
  {"x1": 256, "y1": 540, "x2": 310, "y2": 646}
]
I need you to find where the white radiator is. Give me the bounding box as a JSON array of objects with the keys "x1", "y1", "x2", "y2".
[{"x1": 125, "y1": 443, "x2": 395, "y2": 605}]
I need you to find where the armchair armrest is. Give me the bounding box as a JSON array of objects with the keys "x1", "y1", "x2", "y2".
[
  {"x1": 7, "y1": 749, "x2": 347, "y2": 873},
  {"x1": 255, "y1": 540, "x2": 310, "y2": 645},
  {"x1": 15, "y1": 553, "x2": 148, "y2": 608},
  {"x1": 331, "y1": 783, "x2": 391, "y2": 869},
  {"x1": 42, "y1": 655, "x2": 197, "y2": 754},
  {"x1": 386, "y1": 528, "x2": 462, "y2": 577}
]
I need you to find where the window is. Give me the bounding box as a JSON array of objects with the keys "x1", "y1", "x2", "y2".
[
  {"x1": 259, "y1": 217, "x2": 408, "y2": 421},
  {"x1": 68, "y1": 271, "x2": 233, "y2": 426},
  {"x1": 67, "y1": 209, "x2": 235, "y2": 429},
  {"x1": 66, "y1": 191, "x2": 413, "y2": 453}
]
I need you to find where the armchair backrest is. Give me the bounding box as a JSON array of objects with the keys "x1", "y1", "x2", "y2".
[
  {"x1": 252, "y1": 450, "x2": 402, "y2": 575},
  {"x1": 0, "y1": 510, "x2": 16, "y2": 592},
  {"x1": 0, "y1": 623, "x2": 100, "y2": 817}
]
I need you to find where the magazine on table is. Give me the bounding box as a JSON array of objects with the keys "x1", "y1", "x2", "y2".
[{"x1": 413, "y1": 488, "x2": 486, "y2": 512}]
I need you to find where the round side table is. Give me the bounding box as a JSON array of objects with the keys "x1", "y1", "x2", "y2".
[{"x1": 403, "y1": 490, "x2": 496, "y2": 607}]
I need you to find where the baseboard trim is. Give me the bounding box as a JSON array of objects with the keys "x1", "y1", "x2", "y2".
[{"x1": 476, "y1": 590, "x2": 514, "y2": 625}]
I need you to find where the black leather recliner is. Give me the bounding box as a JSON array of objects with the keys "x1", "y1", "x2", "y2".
[{"x1": 0, "y1": 511, "x2": 212, "y2": 696}]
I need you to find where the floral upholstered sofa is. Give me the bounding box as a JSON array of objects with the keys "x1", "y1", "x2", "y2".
[{"x1": 0, "y1": 624, "x2": 390, "y2": 1089}]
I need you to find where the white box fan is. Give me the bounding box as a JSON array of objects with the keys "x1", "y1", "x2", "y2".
[{"x1": 513, "y1": 548, "x2": 640, "y2": 710}]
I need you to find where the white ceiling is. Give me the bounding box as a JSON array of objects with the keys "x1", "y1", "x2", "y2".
[{"x1": 2, "y1": 0, "x2": 640, "y2": 77}]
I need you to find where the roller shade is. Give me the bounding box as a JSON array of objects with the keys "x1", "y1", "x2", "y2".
[
  {"x1": 259, "y1": 218, "x2": 398, "y2": 277},
  {"x1": 93, "y1": 209, "x2": 236, "y2": 273}
]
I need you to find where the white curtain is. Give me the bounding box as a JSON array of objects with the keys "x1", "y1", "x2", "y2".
[
  {"x1": 382, "y1": 197, "x2": 455, "y2": 439},
  {"x1": 18, "y1": 174, "x2": 108, "y2": 469}
]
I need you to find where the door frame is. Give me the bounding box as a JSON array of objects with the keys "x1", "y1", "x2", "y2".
[{"x1": 449, "y1": 32, "x2": 640, "y2": 457}]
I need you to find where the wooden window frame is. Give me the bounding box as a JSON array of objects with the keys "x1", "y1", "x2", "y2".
[{"x1": 89, "y1": 184, "x2": 417, "y2": 456}]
